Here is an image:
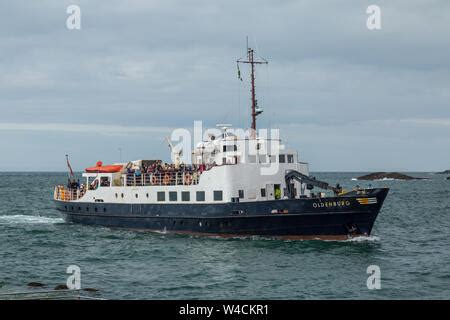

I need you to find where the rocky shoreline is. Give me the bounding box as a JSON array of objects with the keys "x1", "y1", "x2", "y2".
[{"x1": 356, "y1": 172, "x2": 428, "y2": 181}]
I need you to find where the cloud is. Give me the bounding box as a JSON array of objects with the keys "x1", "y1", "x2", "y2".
[
  {"x1": 0, "y1": 122, "x2": 173, "y2": 136},
  {"x1": 0, "y1": 0, "x2": 449, "y2": 170}
]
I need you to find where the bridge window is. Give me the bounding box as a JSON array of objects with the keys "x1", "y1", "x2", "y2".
[
  {"x1": 157, "y1": 192, "x2": 165, "y2": 202},
  {"x1": 169, "y1": 191, "x2": 177, "y2": 202},
  {"x1": 238, "y1": 190, "x2": 244, "y2": 199},
  {"x1": 223, "y1": 145, "x2": 237, "y2": 152},
  {"x1": 287, "y1": 154, "x2": 294, "y2": 163},
  {"x1": 196, "y1": 191, "x2": 205, "y2": 201},
  {"x1": 279, "y1": 154, "x2": 286, "y2": 163},
  {"x1": 213, "y1": 191, "x2": 223, "y2": 201},
  {"x1": 182, "y1": 191, "x2": 190, "y2": 201}
]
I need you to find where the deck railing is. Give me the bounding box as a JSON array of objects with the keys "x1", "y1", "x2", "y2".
[
  {"x1": 54, "y1": 171, "x2": 204, "y2": 201},
  {"x1": 54, "y1": 186, "x2": 86, "y2": 201},
  {"x1": 124, "y1": 172, "x2": 200, "y2": 187}
]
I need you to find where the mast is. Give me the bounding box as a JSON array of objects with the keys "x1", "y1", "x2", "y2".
[{"x1": 237, "y1": 40, "x2": 268, "y2": 137}]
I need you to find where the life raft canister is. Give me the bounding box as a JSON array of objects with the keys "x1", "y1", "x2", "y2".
[
  {"x1": 163, "y1": 174, "x2": 170, "y2": 185},
  {"x1": 184, "y1": 173, "x2": 192, "y2": 185}
]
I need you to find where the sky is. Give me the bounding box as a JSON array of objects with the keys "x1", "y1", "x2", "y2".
[{"x1": 0, "y1": 0, "x2": 449, "y2": 171}]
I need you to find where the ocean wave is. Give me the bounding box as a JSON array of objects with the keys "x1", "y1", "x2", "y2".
[
  {"x1": 345, "y1": 235, "x2": 380, "y2": 242},
  {"x1": 0, "y1": 215, "x2": 64, "y2": 225}
]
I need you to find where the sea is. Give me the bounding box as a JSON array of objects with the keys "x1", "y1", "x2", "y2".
[{"x1": 0, "y1": 172, "x2": 449, "y2": 299}]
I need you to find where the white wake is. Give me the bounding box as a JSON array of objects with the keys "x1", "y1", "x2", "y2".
[{"x1": 0, "y1": 214, "x2": 64, "y2": 225}]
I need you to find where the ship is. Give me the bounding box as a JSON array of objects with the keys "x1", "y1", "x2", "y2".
[{"x1": 53, "y1": 45, "x2": 389, "y2": 240}]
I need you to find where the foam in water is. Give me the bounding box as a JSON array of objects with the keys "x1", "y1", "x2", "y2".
[
  {"x1": 0, "y1": 215, "x2": 64, "y2": 225},
  {"x1": 345, "y1": 235, "x2": 380, "y2": 242}
]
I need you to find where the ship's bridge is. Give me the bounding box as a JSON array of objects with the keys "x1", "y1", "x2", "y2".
[{"x1": 192, "y1": 127, "x2": 297, "y2": 167}]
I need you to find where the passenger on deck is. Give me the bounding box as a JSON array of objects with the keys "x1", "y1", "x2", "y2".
[{"x1": 135, "y1": 168, "x2": 141, "y2": 177}]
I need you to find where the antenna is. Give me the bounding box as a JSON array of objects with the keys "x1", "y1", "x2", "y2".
[
  {"x1": 216, "y1": 123, "x2": 233, "y2": 132},
  {"x1": 237, "y1": 38, "x2": 268, "y2": 138}
]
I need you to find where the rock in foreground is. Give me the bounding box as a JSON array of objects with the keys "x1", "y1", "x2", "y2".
[
  {"x1": 437, "y1": 169, "x2": 450, "y2": 174},
  {"x1": 356, "y1": 172, "x2": 427, "y2": 181}
]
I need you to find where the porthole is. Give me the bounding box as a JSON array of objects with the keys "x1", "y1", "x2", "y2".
[
  {"x1": 86, "y1": 207, "x2": 89, "y2": 212},
  {"x1": 146, "y1": 193, "x2": 149, "y2": 198},
  {"x1": 135, "y1": 194, "x2": 138, "y2": 199},
  {"x1": 115, "y1": 193, "x2": 118, "y2": 198},
  {"x1": 121, "y1": 193, "x2": 124, "y2": 198},
  {"x1": 103, "y1": 208, "x2": 107, "y2": 213},
  {"x1": 78, "y1": 207, "x2": 81, "y2": 211},
  {"x1": 94, "y1": 207, "x2": 98, "y2": 212}
]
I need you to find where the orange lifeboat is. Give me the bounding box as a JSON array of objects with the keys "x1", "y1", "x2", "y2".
[{"x1": 85, "y1": 161, "x2": 123, "y2": 173}]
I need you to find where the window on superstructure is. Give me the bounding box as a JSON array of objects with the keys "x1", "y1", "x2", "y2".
[
  {"x1": 182, "y1": 191, "x2": 190, "y2": 201},
  {"x1": 196, "y1": 191, "x2": 205, "y2": 201},
  {"x1": 287, "y1": 154, "x2": 294, "y2": 163},
  {"x1": 223, "y1": 145, "x2": 237, "y2": 152},
  {"x1": 157, "y1": 192, "x2": 165, "y2": 202},
  {"x1": 213, "y1": 191, "x2": 223, "y2": 201},
  {"x1": 135, "y1": 194, "x2": 138, "y2": 198},
  {"x1": 279, "y1": 154, "x2": 286, "y2": 163},
  {"x1": 259, "y1": 155, "x2": 267, "y2": 163},
  {"x1": 100, "y1": 177, "x2": 110, "y2": 187},
  {"x1": 261, "y1": 188, "x2": 266, "y2": 197},
  {"x1": 238, "y1": 190, "x2": 244, "y2": 199},
  {"x1": 169, "y1": 192, "x2": 177, "y2": 202}
]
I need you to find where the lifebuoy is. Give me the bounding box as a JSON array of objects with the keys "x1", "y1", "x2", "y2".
[
  {"x1": 184, "y1": 173, "x2": 192, "y2": 185},
  {"x1": 163, "y1": 174, "x2": 170, "y2": 185}
]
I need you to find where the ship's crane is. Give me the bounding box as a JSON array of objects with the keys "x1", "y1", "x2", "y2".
[{"x1": 285, "y1": 170, "x2": 339, "y2": 199}]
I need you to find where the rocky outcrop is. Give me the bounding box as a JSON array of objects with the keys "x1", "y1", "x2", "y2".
[
  {"x1": 54, "y1": 284, "x2": 69, "y2": 290},
  {"x1": 437, "y1": 170, "x2": 450, "y2": 174},
  {"x1": 27, "y1": 282, "x2": 45, "y2": 288},
  {"x1": 356, "y1": 172, "x2": 427, "y2": 180}
]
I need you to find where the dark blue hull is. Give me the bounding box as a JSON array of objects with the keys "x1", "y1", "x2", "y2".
[{"x1": 55, "y1": 188, "x2": 389, "y2": 240}]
